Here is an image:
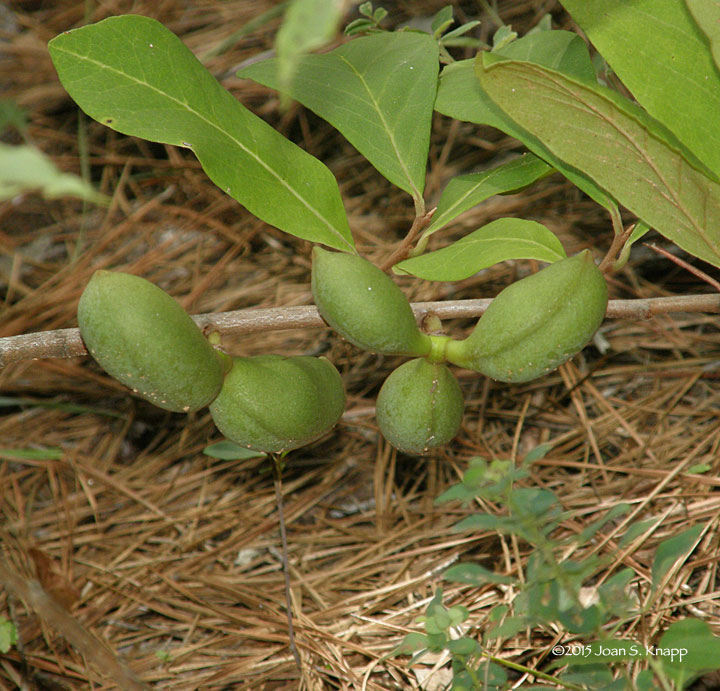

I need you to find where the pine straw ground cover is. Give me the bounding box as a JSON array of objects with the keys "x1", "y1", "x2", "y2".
[{"x1": 2, "y1": 1, "x2": 720, "y2": 689}]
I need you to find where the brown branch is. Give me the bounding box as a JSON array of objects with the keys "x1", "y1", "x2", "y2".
[{"x1": 3, "y1": 293, "x2": 720, "y2": 368}]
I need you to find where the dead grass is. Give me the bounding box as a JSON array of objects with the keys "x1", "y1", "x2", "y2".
[{"x1": 2, "y1": 1, "x2": 720, "y2": 689}]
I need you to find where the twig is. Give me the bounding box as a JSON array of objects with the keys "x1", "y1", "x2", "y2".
[{"x1": 2, "y1": 294, "x2": 720, "y2": 368}]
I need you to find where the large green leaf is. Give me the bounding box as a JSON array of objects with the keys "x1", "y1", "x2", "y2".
[
  {"x1": 48, "y1": 15, "x2": 353, "y2": 251},
  {"x1": 239, "y1": 31, "x2": 439, "y2": 204},
  {"x1": 395, "y1": 218, "x2": 565, "y2": 281},
  {"x1": 435, "y1": 51, "x2": 614, "y2": 210},
  {"x1": 422, "y1": 153, "x2": 553, "y2": 238},
  {"x1": 686, "y1": 1, "x2": 720, "y2": 71},
  {"x1": 475, "y1": 55, "x2": 720, "y2": 268},
  {"x1": 561, "y1": 0, "x2": 720, "y2": 178}
]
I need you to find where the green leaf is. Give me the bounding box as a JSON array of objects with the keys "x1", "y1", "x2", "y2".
[
  {"x1": 203, "y1": 441, "x2": 266, "y2": 460},
  {"x1": 419, "y1": 154, "x2": 553, "y2": 239},
  {"x1": 444, "y1": 562, "x2": 516, "y2": 585},
  {"x1": 276, "y1": 0, "x2": 344, "y2": 95},
  {"x1": 498, "y1": 29, "x2": 597, "y2": 85},
  {"x1": 395, "y1": 218, "x2": 565, "y2": 281},
  {"x1": 240, "y1": 31, "x2": 439, "y2": 203},
  {"x1": 658, "y1": 618, "x2": 720, "y2": 686},
  {"x1": 618, "y1": 518, "x2": 655, "y2": 548},
  {"x1": 576, "y1": 503, "x2": 630, "y2": 545},
  {"x1": 435, "y1": 58, "x2": 615, "y2": 211},
  {"x1": 452, "y1": 513, "x2": 513, "y2": 533},
  {"x1": 651, "y1": 523, "x2": 705, "y2": 592},
  {"x1": 598, "y1": 568, "x2": 636, "y2": 617},
  {"x1": 446, "y1": 637, "x2": 480, "y2": 656},
  {"x1": 523, "y1": 443, "x2": 552, "y2": 463},
  {"x1": 0, "y1": 447, "x2": 63, "y2": 460},
  {"x1": 49, "y1": 15, "x2": 353, "y2": 251},
  {"x1": 447, "y1": 605, "x2": 469, "y2": 625},
  {"x1": 487, "y1": 615, "x2": 526, "y2": 640},
  {"x1": 635, "y1": 670, "x2": 656, "y2": 691},
  {"x1": 561, "y1": 0, "x2": 720, "y2": 177},
  {"x1": 0, "y1": 396, "x2": 123, "y2": 418},
  {"x1": 492, "y1": 25, "x2": 517, "y2": 51},
  {"x1": 433, "y1": 482, "x2": 476, "y2": 504},
  {"x1": 0, "y1": 618, "x2": 18, "y2": 654},
  {"x1": 510, "y1": 487, "x2": 558, "y2": 518},
  {"x1": 475, "y1": 55, "x2": 720, "y2": 268},
  {"x1": 0, "y1": 100, "x2": 28, "y2": 134},
  {"x1": 393, "y1": 632, "x2": 428, "y2": 655},
  {"x1": 430, "y1": 5, "x2": 454, "y2": 37},
  {"x1": 0, "y1": 143, "x2": 106, "y2": 203},
  {"x1": 686, "y1": 1, "x2": 720, "y2": 72}
]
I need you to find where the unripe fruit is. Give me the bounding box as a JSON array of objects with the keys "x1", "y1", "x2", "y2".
[
  {"x1": 376, "y1": 358, "x2": 464, "y2": 455},
  {"x1": 78, "y1": 271, "x2": 227, "y2": 412},
  {"x1": 445, "y1": 251, "x2": 608, "y2": 383},
  {"x1": 209, "y1": 355, "x2": 345, "y2": 453},
  {"x1": 311, "y1": 247, "x2": 431, "y2": 356}
]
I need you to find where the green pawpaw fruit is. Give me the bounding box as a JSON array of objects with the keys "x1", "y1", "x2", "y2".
[
  {"x1": 311, "y1": 247, "x2": 431, "y2": 356},
  {"x1": 376, "y1": 357, "x2": 464, "y2": 455},
  {"x1": 445, "y1": 251, "x2": 608, "y2": 383},
  {"x1": 209, "y1": 355, "x2": 345, "y2": 453},
  {"x1": 78, "y1": 271, "x2": 226, "y2": 412}
]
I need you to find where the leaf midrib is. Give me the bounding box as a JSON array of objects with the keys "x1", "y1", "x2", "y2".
[
  {"x1": 51, "y1": 42, "x2": 352, "y2": 250},
  {"x1": 338, "y1": 53, "x2": 421, "y2": 203}
]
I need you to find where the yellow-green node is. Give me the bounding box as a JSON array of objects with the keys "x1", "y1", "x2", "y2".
[
  {"x1": 78, "y1": 270, "x2": 225, "y2": 412},
  {"x1": 376, "y1": 358, "x2": 464, "y2": 455},
  {"x1": 445, "y1": 251, "x2": 608, "y2": 383},
  {"x1": 209, "y1": 355, "x2": 346, "y2": 453},
  {"x1": 311, "y1": 247, "x2": 431, "y2": 356}
]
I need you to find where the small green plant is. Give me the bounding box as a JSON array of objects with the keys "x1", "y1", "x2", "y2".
[{"x1": 394, "y1": 449, "x2": 720, "y2": 689}]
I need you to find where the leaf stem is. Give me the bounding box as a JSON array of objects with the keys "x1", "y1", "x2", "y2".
[
  {"x1": 599, "y1": 222, "x2": 635, "y2": 273},
  {"x1": 380, "y1": 207, "x2": 436, "y2": 271}
]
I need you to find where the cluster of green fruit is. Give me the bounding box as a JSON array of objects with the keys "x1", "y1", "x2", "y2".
[
  {"x1": 312, "y1": 247, "x2": 607, "y2": 453},
  {"x1": 77, "y1": 248, "x2": 607, "y2": 456},
  {"x1": 77, "y1": 271, "x2": 345, "y2": 454}
]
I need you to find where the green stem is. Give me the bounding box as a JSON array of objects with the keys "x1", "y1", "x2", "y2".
[
  {"x1": 272, "y1": 452, "x2": 301, "y2": 670},
  {"x1": 481, "y1": 652, "x2": 587, "y2": 690}
]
